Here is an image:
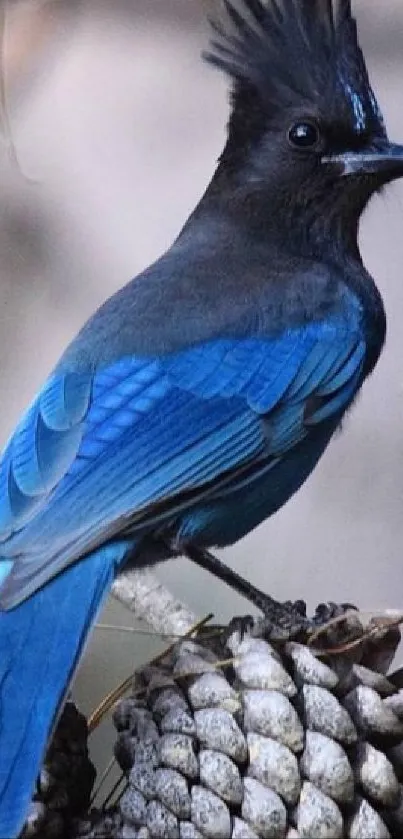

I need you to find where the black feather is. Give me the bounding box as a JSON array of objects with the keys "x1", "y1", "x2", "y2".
[
  {"x1": 242, "y1": 0, "x2": 276, "y2": 26},
  {"x1": 335, "y1": 0, "x2": 353, "y2": 25},
  {"x1": 205, "y1": 0, "x2": 385, "y2": 148}
]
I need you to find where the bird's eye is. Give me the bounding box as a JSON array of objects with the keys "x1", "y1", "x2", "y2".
[{"x1": 288, "y1": 121, "x2": 321, "y2": 150}]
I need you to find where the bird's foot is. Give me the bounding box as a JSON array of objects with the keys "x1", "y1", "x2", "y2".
[
  {"x1": 225, "y1": 600, "x2": 360, "y2": 646},
  {"x1": 249, "y1": 596, "x2": 310, "y2": 641},
  {"x1": 256, "y1": 600, "x2": 361, "y2": 644},
  {"x1": 307, "y1": 601, "x2": 362, "y2": 650},
  {"x1": 184, "y1": 545, "x2": 311, "y2": 639},
  {"x1": 312, "y1": 600, "x2": 358, "y2": 626},
  {"x1": 222, "y1": 600, "x2": 308, "y2": 646},
  {"x1": 183, "y1": 545, "x2": 359, "y2": 643}
]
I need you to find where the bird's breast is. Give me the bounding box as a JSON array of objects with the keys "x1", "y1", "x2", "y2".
[{"x1": 173, "y1": 420, "x2": 338, "y2": 549}]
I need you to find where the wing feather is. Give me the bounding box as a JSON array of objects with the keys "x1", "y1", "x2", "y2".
[{"x1": 0, "y1": 314, "x2": 365, "y2": 607}]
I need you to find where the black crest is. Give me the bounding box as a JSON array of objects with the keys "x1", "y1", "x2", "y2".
[{"x1": 206, "y1": 1, "x2": 384, "y2": 138}]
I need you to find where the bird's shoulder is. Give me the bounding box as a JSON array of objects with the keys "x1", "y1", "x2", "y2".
[{"x1": 58, "y1": 232, "x2": 363, "y2": 372}]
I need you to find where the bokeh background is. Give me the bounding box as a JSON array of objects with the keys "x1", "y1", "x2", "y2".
[{"x1": 2, "y1": 0, "x2": 403, "y2": 781}]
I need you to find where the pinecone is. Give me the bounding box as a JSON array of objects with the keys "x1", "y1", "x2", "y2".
[{"x1": 26, "y1": 608, "x2": 403, "y2": 839}]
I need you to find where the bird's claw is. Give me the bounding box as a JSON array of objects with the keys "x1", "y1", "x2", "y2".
[
  {"x1": 311, "y1": 601, "x2": 358, "y2": 626},
  {"x1": 226, "y1": 599, "x2": 310, "y2": 643},
  {"x1": 225, "y1": 614, "x2": 256, "y2": 644},
  {"x1": 225, "y1": 600, "x2": 360, "y2": 646},
  {"x1": 255, "y1": 597, "x2": 310, "y2": 641}
]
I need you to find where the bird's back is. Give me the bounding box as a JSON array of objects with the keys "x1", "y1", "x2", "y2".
[{"x1": 0, "y1": 226, "x2": 374, "y2": 606}]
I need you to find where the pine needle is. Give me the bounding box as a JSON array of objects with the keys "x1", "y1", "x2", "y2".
[
  {"x1": 90, "y1": 756, "x2": 116, "y2": 807},
  {"x1": 95, "y1": 622, "x2": 226, "y2": 642},
  {"x1": 307, "y1": 608, "x2": 360, "y2": 648},
  {"x1": 308, "y1": 610, "x2": 403, "y2": 656},
  {"x1": 101, "y1": 773, "x2": 127, "y2": 812},
  {"x1": 87, "y1": 613, "x2": 214, "y2": 733}
]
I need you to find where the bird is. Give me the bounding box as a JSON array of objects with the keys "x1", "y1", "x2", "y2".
[{"x1": 1, "y1": 0, "x2": 403, "y2": 835}]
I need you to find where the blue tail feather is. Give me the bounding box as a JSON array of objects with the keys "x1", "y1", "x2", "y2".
[{"x1": 0, "y1": 543, "x2": 128, "y2": 839}]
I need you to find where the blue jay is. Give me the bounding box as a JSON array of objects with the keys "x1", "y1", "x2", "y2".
[{"x1": 1, "y1": 1, "x2": 403, "y2": 835}]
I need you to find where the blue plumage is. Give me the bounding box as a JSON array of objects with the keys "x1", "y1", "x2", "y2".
[
  {"x1": 0, "y1": 304, "x2": 376, "y2": 839},
  {"x1": 0, "y1": 542, "x2": 130, "y2": 839},
  {"x1": 0, "y1": 315, "x2": 363, "y2": 607},
  {"x1": 2, "y1": 0, "x2": 403, "y2": 834},
  {"x1": 0, "y1": 315, "x2": 368, "y2": 836}
]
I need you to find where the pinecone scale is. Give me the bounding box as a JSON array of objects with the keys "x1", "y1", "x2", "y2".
[{"x1": 25, "y1": 611, "x2": 403, "y2": 839}]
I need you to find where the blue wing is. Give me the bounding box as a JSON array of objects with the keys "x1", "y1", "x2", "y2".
[{"x1": 0, "y1": 313, "x2": 366, "y2": 608}]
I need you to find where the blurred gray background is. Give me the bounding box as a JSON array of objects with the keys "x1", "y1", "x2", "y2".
[{"x1": 1, "y1": 0, "x2": 403, "y2": 779}]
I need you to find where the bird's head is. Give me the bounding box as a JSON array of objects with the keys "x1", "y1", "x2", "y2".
[{"x1": 205, "y1": 0, "x2": 403, "y2": 255}]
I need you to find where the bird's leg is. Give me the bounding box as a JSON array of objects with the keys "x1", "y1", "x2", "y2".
[{"x1": 184, "y1": 545, "x2": 309, "y2": 638}]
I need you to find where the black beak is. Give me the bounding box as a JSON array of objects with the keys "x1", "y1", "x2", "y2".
[{"x1": 323, "y1": 141, "x2": 403, "y2": 181}]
